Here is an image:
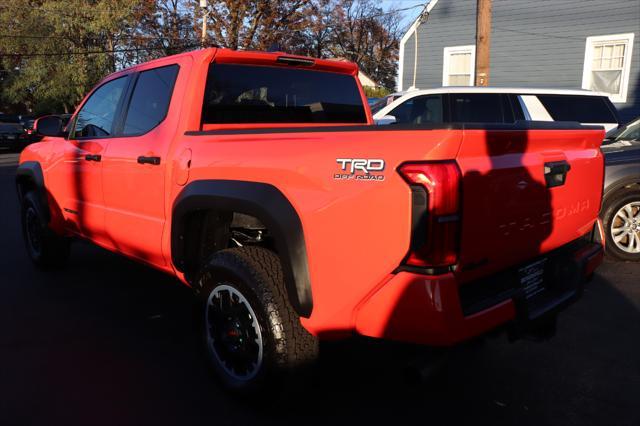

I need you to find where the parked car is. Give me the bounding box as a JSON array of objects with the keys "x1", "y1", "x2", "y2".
[
  {"x1": 0, "y1": 113, "x2": 35, "y2": 129},
  {"x1": 0, "y1": 121, "x2": 27, "y2": 151},
  {"x1": 373, "y1": 88, "x2": 620, "y2": 131},
  {"x1": 21, "y1": 117, "x2": 37, "y2": 144},
  {"x1": 369, "y1": 91, "x2": 408, "y2": 116},
  {"x1": 600, "y1": 116, "x2": 640, "y2": 261},
  {"x1": 0, "y1": 114, "x2": 40, "y2": 151},
  {"x1": 18, "y1": 115, "x2": 35, "y2": 128},
  {"x1": 0, "y1": 113, "x2": 22, "y2": 124},
  {"x1": 19, "y1": 47, "x2": 605, "y2": 393}
]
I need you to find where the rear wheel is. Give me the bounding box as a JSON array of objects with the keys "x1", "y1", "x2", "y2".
[
  {"x1": 195, "y1": 246, "x2": 319, "y2": 393},
  {"x1": 21, "y1": 192, "x2": 70, "y2": 268},
  {"x1": 602, "y1": 190, "x2": 640, "y2": 261}
]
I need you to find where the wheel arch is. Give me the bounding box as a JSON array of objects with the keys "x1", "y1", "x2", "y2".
[
  {"x1": 171, "y1": 180, "x2": 313, "y2": 318},
  {"x1": 602, "y1": 174, "x2": 640, "y2": 211},
  {"x1": 15, "y1": 161, "x2": 49, "y2": 224}
]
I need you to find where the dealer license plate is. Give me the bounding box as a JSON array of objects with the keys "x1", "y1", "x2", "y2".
[{"x1": 519, "y1": 258, "x2": 547, "y2": 300}]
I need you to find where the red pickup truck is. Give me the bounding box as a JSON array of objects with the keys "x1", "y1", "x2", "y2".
[{"x1": 18, "y1": 48, "x2": 605, "y2": 392}]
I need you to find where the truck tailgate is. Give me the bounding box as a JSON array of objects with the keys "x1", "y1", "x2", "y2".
[{"x1": 455, "y1": 126, "x2": 605, "y2": 284}]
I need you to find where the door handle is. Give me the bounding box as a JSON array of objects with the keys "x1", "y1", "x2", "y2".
[
  {"x1": 85, "y1": 154, "x2": 101, "y2": 162},
  {"x1": 137, "y1": 156, "x2": 161, "y2": 166},
  {"x1": 544, "y1": 161, "x2": 571, "y2": 188}
]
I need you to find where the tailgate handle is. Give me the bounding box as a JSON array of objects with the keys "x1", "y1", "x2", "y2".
[{"x1": 544, "y1": 161, "x2": 571, "y2": 188}]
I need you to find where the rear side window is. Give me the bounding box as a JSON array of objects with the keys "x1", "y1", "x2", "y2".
[
  {"x1": 388, "y1": 99, "x2": 414, "y2": 123},
  {"x1": 202, "y1": 64, "x2": 367, "y2": 124},
  {"x1": 74, "y1": 76, "x2": 128, "y2": 138},
  {"x1": 536, "y1": 95, "x2": 617, "y2": 123},
  {"x1": 389, "y1": 95, "x2": 443, "y2": 125},
  {"x1": 450, "y1": 93, "x2": 506, "y2": 123},
  {"x1": 123, "y1": 65, "x2": 179, "y2": 135}
]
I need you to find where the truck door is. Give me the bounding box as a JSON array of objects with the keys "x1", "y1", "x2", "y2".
[
  {"x1": 101, "y1": 64, "x2": 180, "y2": 268},
  {"x1": 56, "y1": 75, "x2": 130, "y2": 244}
]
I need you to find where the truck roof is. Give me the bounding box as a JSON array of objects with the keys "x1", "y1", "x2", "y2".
[{"x1": 113, "y1": 47, "x2": 359, "y2": 77}]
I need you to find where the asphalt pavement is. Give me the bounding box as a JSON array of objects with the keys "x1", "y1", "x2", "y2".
[{"x1": 0, "y1": 152, "x2": 638, "y2": 426}]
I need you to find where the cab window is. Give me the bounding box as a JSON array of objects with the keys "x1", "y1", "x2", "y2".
[
  {"x1": 122, "y1": 65, "x2": 179, "y2": 135},
  {"x1": 202, "y1": 64, "x2": 367, "y2": 124},
  {"x1": 73, "y1": 76, "x2": 128, "y2": 138}
]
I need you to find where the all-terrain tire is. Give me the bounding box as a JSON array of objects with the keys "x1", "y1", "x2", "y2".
[
  {"x1": 21, "y1": 191, "x2": 70, "y2": 268},
  {"x1": 195, "y1": 246, "x2": 319, "y2": 393}
]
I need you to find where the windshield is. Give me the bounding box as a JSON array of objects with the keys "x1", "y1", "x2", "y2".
[
  {"x1": 370, "y1": 95, "x2": 399, "y2": 115},
  {"x1": 0, "y1": 114, "x2": 21, "y2": 124},
  {"x1": 613, "y1": 118, "x2": 640, "y2": 142},
  {"x1": 0, "y1": 123, "x2": 23, "y2": 132}
]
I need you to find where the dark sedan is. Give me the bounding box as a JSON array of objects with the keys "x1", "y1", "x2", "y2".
[{"x1": 0, "y1": 122, "x2": 26, "y2": 152}]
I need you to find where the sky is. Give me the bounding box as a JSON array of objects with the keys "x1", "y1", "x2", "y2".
[{"x1": 381, "y1": 0, "x2": 429, "y2": 31}]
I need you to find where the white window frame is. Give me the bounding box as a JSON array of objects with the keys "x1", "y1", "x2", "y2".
[
  {"x1": 442, "y1": 45, "x2": 476, "y2": 87},
  {"x1": 581, "y1": 33, "x2": 635, "y2": 103}
]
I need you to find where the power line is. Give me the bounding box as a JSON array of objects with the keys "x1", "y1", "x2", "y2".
[
  {"x1": 0, "y1": 44, "x2": 200, "y2": 58},
  {"x1": 369, "y1": 3, "x2": 425, "y2": 19},
  {"x1": 0, "y1": 34, "x2": 198, "y2": 41},
  {"x1": 493, "y1": 26, "x2": 584, "y2": 41}
]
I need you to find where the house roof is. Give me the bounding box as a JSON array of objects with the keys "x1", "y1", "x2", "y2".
[
  {"x1": 358, "y1": 71, "x2": 379, "y2": 87},
  {"x1": 400, "y1": 0, "x2": 440, "y2": 45}
]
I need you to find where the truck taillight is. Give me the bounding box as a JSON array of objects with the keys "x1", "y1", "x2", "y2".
[{"x1": 398, "y1": 161, "x2": 461, "y2": 269}]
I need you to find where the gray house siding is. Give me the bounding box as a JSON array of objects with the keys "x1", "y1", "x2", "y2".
[
  {"x1": 401, "y1": 0, "x2": 640, "y2": 122},
  {"x1": 402, "y1": 34, "x2": 416, "y2": 90},
  {"x1": 402, "y1": 0, "x2": 477, "y2": 90}
]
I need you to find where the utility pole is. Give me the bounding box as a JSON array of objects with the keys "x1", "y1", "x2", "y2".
[
  {"x1": 475, "y1": 0, "x2": 492, "y2": 86},
  {"x1": 200, "y1": 0, "x2": 209, "y2": 47}
]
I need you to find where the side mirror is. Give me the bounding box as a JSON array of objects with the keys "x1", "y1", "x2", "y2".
[
  {"x1": 34, "y1": 115, "x2": 64, "y2": 137},
  {"x1": 374, "y1": 115, "x2": 397, "y2": 126}
]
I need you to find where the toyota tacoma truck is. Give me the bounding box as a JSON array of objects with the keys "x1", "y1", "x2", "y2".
[{"x1": 17, "y1": 48, "x2": 605, "y2": 392}]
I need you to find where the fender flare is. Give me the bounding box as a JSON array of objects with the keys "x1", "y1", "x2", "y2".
[
  {"x1": 171, "y1": 180, "x2": 313, "y2": 318},
  {"x1": 15, "y1": 161, "x2": 49, "y2": 224}
]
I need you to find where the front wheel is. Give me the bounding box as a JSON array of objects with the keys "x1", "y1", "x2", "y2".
[
  {"x1": 21, "y1": 191, "x2": 70, "y2": 268},
  {"x1": 602, "y1": 190, "x2": 640, "y2": 261},
  {"x1": 195, "y1": 247, "x2": 319, "y2": 393}
]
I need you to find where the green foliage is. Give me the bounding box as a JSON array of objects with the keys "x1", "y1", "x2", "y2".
[
  {"x1": 0, "y1": 0, "x2": 402, "y2": 115},
  {"x1": 363, "y1": 86, "x2": 391, "y2": 98},
  {"x1": 0, "y1": 0, "x2": 157, "y2": 114}
]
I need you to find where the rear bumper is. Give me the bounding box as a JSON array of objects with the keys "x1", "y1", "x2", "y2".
[{"x1": 354, "y1": 240, "x2": 604, "y2": 346}]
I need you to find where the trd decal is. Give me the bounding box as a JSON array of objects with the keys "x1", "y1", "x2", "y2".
[{"x1": 334, "y1": 158, "x2": 385, "y2": 181}]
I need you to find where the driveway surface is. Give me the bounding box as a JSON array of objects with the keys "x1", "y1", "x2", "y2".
[{"x1": 0, "y1": 153, "x2": 638, "y2": 426}]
